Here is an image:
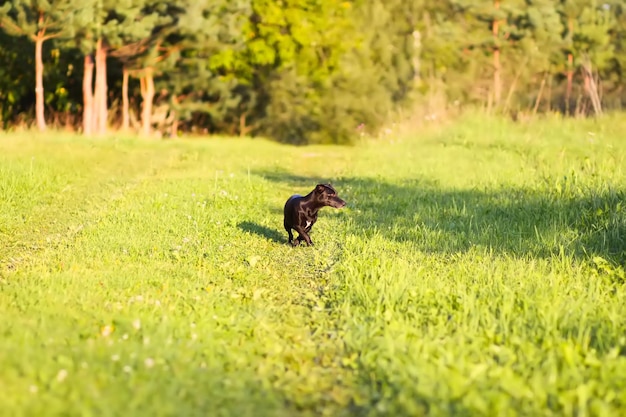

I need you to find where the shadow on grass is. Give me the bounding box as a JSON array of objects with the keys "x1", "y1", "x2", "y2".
[
  {"x1": 253, "y1": 168, "x2": 626, "y2": 266},
  {"x1": 238, "y1": 220, "x2": 286, "y2": 244},
  {"x1": 251, "y1": 168, "x2": 626, "y2": 413}
]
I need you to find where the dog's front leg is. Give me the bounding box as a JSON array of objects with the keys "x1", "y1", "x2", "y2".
[{"x1": 294, "y1": 226, "x2": 313, "y2": 246}]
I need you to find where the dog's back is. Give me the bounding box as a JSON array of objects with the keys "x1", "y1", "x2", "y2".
[{"x1": 283, "y1": 194, "x2": 302, "y2": 230}]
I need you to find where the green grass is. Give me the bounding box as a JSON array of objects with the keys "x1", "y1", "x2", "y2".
[{"x1": 1, "y1": 114, "x2": 625, "y2": 417}]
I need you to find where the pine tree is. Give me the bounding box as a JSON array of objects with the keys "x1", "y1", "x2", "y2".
[
  {"x1": 560, "y1": 0, "x2": 615, "y2": 114},
  {"x1": 150, "y1": 0, "x2": 251, "y2": 137},
  {"x1": 107, "y1": 0, "x2": 180, "y2": 133},
  {"x1": 0, "y1": 0, "x2": 74, "y2": 131}
]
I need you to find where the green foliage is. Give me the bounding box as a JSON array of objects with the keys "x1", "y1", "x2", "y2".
[
  {"x1": 2, "y1": 116, "x2": 626, "y2": 415},
  {"x1": 572, "y1": 2, "x2": 615, "y2": 69},
  {"x1": 1, "y1": 1, "x2": 626, "y2": 140},
  {"x1": 231, "y1": 0, "x2": 367, "y2": 143},
  {"x1": 0, "y1": 31, "x2": 33, "y2": 124},
  {"x1": 0, "y1": 0, "x2": 74, "y2": 40},
  {"x1": 156, "y1": 0, "x2": 252, "y2": 125}
]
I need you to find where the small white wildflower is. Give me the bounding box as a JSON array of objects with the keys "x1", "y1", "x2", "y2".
[
  {"x1": 132, "y1": 319, "x2": 141, "y2": 330},
  {"x1": 101, "y1": 325, "x2": 114, "y2": 337},
  {"x1": 122, "y1": 333, "x2": 128, "y2": 340},
  {"x1": 111, "y1": 354, "x2": 120, "y2": 362},
  {"x1": 56, "y1": 369, "x2": 68, "y2": 382},
  {"x1": 123, "y1": 366, "x2": 132, "y2": 373},
  {"x1": 144, "y1": 358, "x2": 155, "y2": 368},
  {"x1": 143, "y1": 337, "x2": 150, "y2": 346},
  {"x1": 191, "y1": 333, "x2": 198, "y2": 341},
  {"x1": 29, "y1": 385, "x2": 38, "y2": 394}
]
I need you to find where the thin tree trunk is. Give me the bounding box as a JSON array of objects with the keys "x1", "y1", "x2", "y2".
[
  {"x1": 34, "y1": 32, "x2": 46, "y2": 131},
  {"x1": 565, "y1": 18, "x2": 574, "y2": 114},
  {"x1": 502, "y1": 57, "x2": 528, "y2": 114},
  {"x1": 82, "y1": 55, "x2": 94, "y2": 136},
  {"x1": 533, "y1": 73, "x2": 547, "y2": 115},
  {"x1": 492, "y1": 0, "x2": 502, "y2": 106},
  {"x1": 239, "y1": 113, "x2": 247, "y2": 137},
  {"x1": 547, "y1": 72, "x2": 553, "y2": 112},
  {"x1": 122, "y1": 67, "x2": 130, "y2": 131},
  {"x1": 582, "y1": 57, "x2": 602, "y2": 116},
  {"x1": 92, "y1": 46, "x2": 100, "y2": 133},
  {"x1": 94, "y1": 38, "x2": 108, "y2": 135},
  {"x1": 566, "y1": 53, "x2": 573, "y2": 114},
  {"x1": 140, "y1": 67, "x2": 155, "y2": 137},
  {"x1": 170, "y1": 94, "x2": 179, "y2": 138},
  {"x1": 412, "y1": 30, "x2": 421, "y2": 89}
]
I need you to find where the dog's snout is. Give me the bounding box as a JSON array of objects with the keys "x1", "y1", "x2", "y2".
[{"x1": 332, "y1": 197, "x2": 346, "y2": 208}]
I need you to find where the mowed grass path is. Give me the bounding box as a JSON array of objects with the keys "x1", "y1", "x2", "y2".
[{"x1": 1, "y1": 115, "x2": 625, "y2": 416}]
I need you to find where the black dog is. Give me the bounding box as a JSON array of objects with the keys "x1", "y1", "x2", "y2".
[{"x1": 283, "y1": 184, "x2": 346, "y2": 246}]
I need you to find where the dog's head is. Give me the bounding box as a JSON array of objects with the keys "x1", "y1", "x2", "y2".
[{"x1": 314, "y1": 183, "x2": 347, "y2": 209}]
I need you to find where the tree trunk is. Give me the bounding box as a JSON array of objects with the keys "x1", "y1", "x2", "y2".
[
  {"x1": 122, "y1": 66, "x2": 130, "y2": 131},
  {"x1": 170, "y1": 95, "x2": 179, "y2": 138},
  {"x1": 34, "y1": 33, "x2": 46, "y2": 131},
  {"x1": 565, "y1": 18, "x2": 574, "y2": 115},
  {"x1": 566, "y1": 53, "x2": 573, "y2": 114},
  {"x1": 411, "y1": 30, "x2": 421, "y2": 89},
  {"x1": 582, "y1": 57, "x2": 602, "y2": 116},
  {"x1": 533, "y1": 73, "x2": 547, "y2": 115},
  {"x1": 94, "y1": 38, "x2": 108, "y2": 135},
  {"x1": 140, "y1": 67, "x2": 155, "y2": 137},
  {"x1": 82, "y1": 55, "x2": 94, "y2": 136},
  {"x1": 492, "y1": 0, "x2": 502, "y2": 106}
]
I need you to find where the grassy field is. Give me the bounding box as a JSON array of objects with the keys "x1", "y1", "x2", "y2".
[{"x1": 1, "y1": 114, "x2": 625, "y2": 416}]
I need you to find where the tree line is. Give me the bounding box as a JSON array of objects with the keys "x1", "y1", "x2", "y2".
[{"x1": 1, "y1": 0, "x2": 625, "y2": 144}]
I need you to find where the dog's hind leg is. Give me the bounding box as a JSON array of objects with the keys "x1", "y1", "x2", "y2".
[{"x1": 284, "y1": 221, "x2": 295, "y2": 245}]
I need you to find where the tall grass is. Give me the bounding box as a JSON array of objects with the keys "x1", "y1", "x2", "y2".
[{"x1": 1, "y1": 115, "x2": 625, "y2": 416}]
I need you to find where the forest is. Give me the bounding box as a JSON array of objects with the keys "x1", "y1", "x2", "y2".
[{"x1": 1, "y1": 0, "x2": 625, "y2": 144}]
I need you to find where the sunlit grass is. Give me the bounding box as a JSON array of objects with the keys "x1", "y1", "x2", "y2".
[{"x1": 1, "y1": 114, "x2": 625, "y2": 416}]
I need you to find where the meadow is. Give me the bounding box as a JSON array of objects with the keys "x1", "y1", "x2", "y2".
[{"x1": 1, "y1": 114, "x2": 625, "y2": 417}]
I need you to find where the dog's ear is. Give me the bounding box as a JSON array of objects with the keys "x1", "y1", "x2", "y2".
[{"x1": 315, "y1": 184, "x2": 326, "y2": 192}]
